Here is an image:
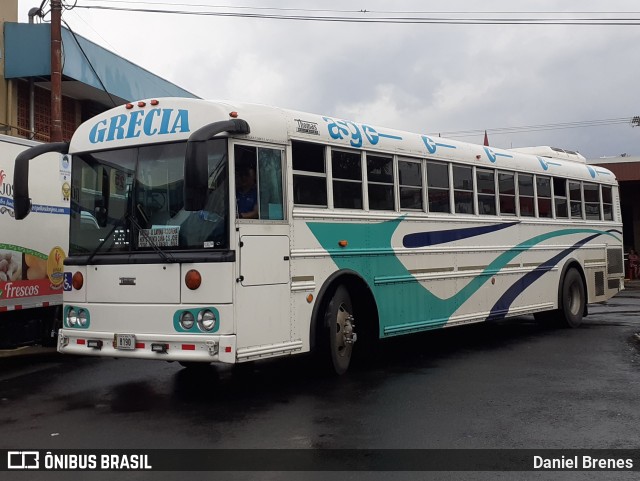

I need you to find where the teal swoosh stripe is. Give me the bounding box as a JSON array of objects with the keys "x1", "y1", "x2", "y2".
[{"x1": 307, "y1": 218, "x2": 620, "y2": 337}]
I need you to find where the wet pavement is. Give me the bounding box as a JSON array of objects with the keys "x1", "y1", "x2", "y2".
[{"x1": 1, "y1": 283, "x2": 639, "y2": 479}]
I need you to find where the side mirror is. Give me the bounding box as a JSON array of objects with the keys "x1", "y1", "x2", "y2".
[{"x1": 13, "y1": 142, "x2": 69, "y2": 220}]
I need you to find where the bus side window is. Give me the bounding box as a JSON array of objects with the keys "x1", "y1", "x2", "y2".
[
  {"x1": 292, "y1": 141, "x2": 327, "y2": 207},
  {"x1": 235, "y1": 145, "x2": 285, "y2": 220},
  {"x1": 602, "y1": 185, "x2": 613, "y2": 221},
  {"x1": 426, "y1": 160, "x2": 450, "y2": 213},
  {"x1": 553, "y1": 178, "x2": 568, "y2": 218},
  {"x1": 367, "y1": 154, "x2": 394, "y2": 211},
  {"x1": 498, "y1": 171, "x2": 516, "y2": 215},
  {"x1": 569, "y1": 181, "x2": 583, "y2": 219},
  {"x1": 257, "y1": 147, "x2": 284, "y2": 220},
  {"x1": 452, "y1": 164, "x2": 473, "y2": 214},
  {"x1": 332, "y1": 149, "x2": 362, "y2": 209},
  {"x1": 476, "y1": 168, "x2": 496, "y2": 215},
  {"x1": 536, "y1": 176, "x2": 552, "y2": 218},
  {"x1": 584, "y1": 182, "x2": 601, "y2": 220},
  {"x1": 518, "y1": 173, "x2": 535, "y2": 217}
]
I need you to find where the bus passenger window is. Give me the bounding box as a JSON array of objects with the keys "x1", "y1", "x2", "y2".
[
  {"x1": 536, "y1": 176, "x2": 552, "y2": 218},
  {"x1": 453, "y1": 165, "x2": 473, "y2": 214},
  {"x1": 332, "y1": 149, "x2": 362, "y2": 209},
  {"x1": 498, "y1": 172, "x2": 516, "y2": 215},
  {"x1": 367, "y1": 154, "x2": 394, "y2": 211},
  {"x1": 518, "y1": 174, "x2": 535, "y2": 217},
  {"x1": 584, "y1": 183, "x2": 601, "y2": 220},
  {"x1": 427, "y1": 161, "x2": 450, "y2": 213},
  {"x1": 398, "y1": 159, "x2": 423, "y2": 210},
  {"x1": 292, "y1": 141, "x2": 327, "y2": 207},
  {"x1": 476, "y1": 169, "x2": 496, "y2": 215},
  {"x1": 553, "y1": 178, "x2": 568, "y2": 218},
  {"x1": 602, "y1": 185, "x2": 613, "y2": 221},
  {"x1": 569, "y1": 181, "x2": 583, "y2": 219}
]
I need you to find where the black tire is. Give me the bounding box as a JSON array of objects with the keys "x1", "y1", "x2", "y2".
[
  {"x1": 560, "y1": 268, "x2": 585, "y2": 328},
  {"x1": 321, "y1": 285, "x2": 356, "y2": 375}
]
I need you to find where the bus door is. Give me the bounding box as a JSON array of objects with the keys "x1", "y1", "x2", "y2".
[{"x1": 233, "y1": 144, "x2": 291, "y2": 350}]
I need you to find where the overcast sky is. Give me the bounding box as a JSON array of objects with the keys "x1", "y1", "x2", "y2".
[{"x1": 17, "y1": 0, "x2": 640, "y2": 159}]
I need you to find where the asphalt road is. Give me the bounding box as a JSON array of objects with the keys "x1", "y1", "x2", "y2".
[{"x1": 1, "y1": 284, "x2": 639, "y2": 480}]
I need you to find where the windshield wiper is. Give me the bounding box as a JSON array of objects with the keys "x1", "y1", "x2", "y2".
[
  {"x1": 84, "y1": 214, "x2": 176, "y2": 264},
  {"x1": 85, "y1": 219, "x2": 122, "y2": 265},
  {"x1": 127, "y1": 213, "x2": 176, "y2": 264}
]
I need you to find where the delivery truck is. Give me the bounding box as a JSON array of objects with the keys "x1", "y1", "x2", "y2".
[{"x1": 0, "y1": 134, "x2": 69, "y2": 349}]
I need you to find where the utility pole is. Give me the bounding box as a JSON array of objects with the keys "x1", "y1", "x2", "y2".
[{"x1": 50, "y1": 0, "x2": 63, "y2": 142}]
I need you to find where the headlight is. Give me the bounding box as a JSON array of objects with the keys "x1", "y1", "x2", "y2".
[
  {"x1": 179, "y1": 311, "x2": 195, "y2": 330},
  {"x1": 78, "y1": 309, "x2": 87, "y2": 327},
  {"x1": 198, "y1": 309, "x2": 216, "y2": 331},
  {"x1": 68, "y1": 308, "x2": 78, "y2": 327}
]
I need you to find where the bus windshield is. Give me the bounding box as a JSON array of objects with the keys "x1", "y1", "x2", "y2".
[{"x1": 69, "y1": 139, "x2": 229, "y2": 256}]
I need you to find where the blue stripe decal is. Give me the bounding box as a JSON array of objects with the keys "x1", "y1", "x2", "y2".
[
  {"x1": 487, "y1": 231, "x2": 605, "y2": 320},
  {"x1": 378, "y1": 133, "x2": 403, "y2": 140},
  {"x1": 403, "y1": 222, "x2": 519, "y2": 248}
]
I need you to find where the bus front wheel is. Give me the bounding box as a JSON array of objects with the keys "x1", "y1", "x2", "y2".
[{"x1": 322, "y1": 285, "x2": 356, "y2": 375}]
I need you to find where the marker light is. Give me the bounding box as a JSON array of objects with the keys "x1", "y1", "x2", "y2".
[
  {"x1": 150, "y1": 99, "x2": 159, "y2": 106},
  {"x1": 229, "y1": 111, "x2": 239, "y2": 118},
  {"x1": 185, "y1": 269, "x2": 202, "y2": 290},
  {"x1": 125, "y1": 103, "x2": 134, "y2": 109},
  {"x1": 197, "y1": 310, "x2": 217, "y2": 331},
  {"x1": 137, "y1": 101, "x2": 146, "y2": 108},
  {"x1": 72, "y1": 271, "x2": 84, "y2": 290},
  {"x1": 338, "y1": 240, "x2": 348, "y2": 247}
]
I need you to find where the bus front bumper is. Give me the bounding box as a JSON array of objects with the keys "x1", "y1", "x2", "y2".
[{"x1": 57, "y1": 329, "x2": 237, "y2": 364}]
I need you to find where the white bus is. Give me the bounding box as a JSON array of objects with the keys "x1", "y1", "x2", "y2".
[{"x1": 13, "y1": 98, "x2": 623, "y2": 374}]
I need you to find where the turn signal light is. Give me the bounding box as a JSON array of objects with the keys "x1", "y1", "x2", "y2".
[
  {"x1": 72, "y1": 271, "x2": 84, "y2": 290},
  {"x1": 185, "y1": 269, "x2": 202, "y2": 290}
]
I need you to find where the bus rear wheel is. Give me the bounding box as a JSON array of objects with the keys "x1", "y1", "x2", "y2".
[
  {"x1": 560, "y1": 268, "x2": 585, "y2": 328},
  {"x1": 322, "y1": 285, "x2": 357, "y2": 375}
]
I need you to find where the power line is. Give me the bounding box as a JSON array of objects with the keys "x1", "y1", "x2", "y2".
[
  {"x1": 435, "y1": 117, "x2": 634, "y2": 139},
  {"x1": 78, "y1": 1, "x2": 640, "y2": 16},
  {"x1": 72, "y1": 4, "x2": 640, "y2": 25}
]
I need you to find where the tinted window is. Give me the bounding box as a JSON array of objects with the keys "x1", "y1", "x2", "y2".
[{"x1": 399, "y1": 160, "x2": 423, "y2": 210}]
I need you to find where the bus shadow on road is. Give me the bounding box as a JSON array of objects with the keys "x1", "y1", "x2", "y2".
[{"x1": 168, "y1": 315, "x2": 565, "y2": 402}]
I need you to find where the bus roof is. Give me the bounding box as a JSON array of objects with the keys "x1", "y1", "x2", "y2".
[{"x1": 69, "y1": 97, "x2": 616, "y2": 184}]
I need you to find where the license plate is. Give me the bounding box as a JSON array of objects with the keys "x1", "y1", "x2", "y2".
[{"x1": 114, "y1": 334, "x2": 136, "y2": 350}]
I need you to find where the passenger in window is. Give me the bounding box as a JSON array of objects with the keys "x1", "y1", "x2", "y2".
[{"x1": 236, "y1": 165, "x2": 258, "y2": 219}]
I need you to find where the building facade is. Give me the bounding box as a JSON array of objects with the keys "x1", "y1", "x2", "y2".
[{"x1": 1, "y1": 0, "x2": 196, "y2": 142}]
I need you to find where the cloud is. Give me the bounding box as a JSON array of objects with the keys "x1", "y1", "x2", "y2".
[{"x1": 17, "y1": 0, "x2": 640, "y2": 158}]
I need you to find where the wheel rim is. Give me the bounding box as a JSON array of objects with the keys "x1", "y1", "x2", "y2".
[
  {"x1": 567, "y1": 281, "x2": 581, "y2": 316},
  {"x1": 335, "y1": 302, "x2": 354, "y2": 359}
]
